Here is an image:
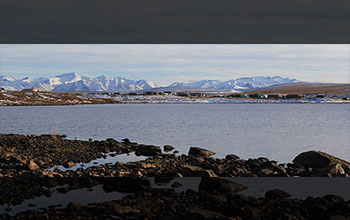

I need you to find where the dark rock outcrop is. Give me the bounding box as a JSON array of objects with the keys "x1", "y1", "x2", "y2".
[
  {"x1": 188, "y1": 147, "x2": 215, "y2": 157},
  {"x1": 135, "y1": 145, "x2": 161, "y2": 157},
  {"x1": 293, "y1": 151, "x2": 350, "y2": 176},
  {"x1": 293, "y1": 151, "x2": 350, "y2": 169},
  {"x1": 225, "y1": 154, "x2": 240, "y2": 160},
  {"x1": 163, "y1": 145, "x2": 175, "y2": 152}
]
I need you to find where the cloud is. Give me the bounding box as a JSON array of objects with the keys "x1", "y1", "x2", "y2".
[{"x1": 0, "y1": 44, "x2": 349, "y2": 83}]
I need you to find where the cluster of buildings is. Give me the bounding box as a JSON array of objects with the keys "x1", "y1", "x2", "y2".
[
  {"x1": 138, "y1": 91, "x2": 350, "y2": 100},
  {"x1": 1, "y1": 88, "x2": 348, "y2": 100}
]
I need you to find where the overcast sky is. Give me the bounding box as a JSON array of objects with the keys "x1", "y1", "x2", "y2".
[{"x1": 0, "y1": 44, "x2": 349, "y2": 84}]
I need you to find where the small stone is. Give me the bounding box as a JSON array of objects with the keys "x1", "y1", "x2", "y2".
[
  {"x1": 63, "y1": 161, "x2": 76, "y2": 168},
  {"x1": 329, "y1": 215, "x2": 348, "y2": 220},
  {"x1": 122, "y1": 138, "x2": 131, "y2": 143},
  {"x1": 225, "y1": 154, "x2": 240, "y2": 160},
  {"x1": 164, "y1": 145, "x2": 175, "y2": 152},
  {"x1": 199, "y1": 177, "x2": 247, "y2": 194},
  {"x1": 27, "y1": 160, "x2": 40, "y2": 171},
  {"x1": 171, "y1": 182, "x2": 182, "y2": 188},
  {"x1": 188, "y1": 147, "x2": 215, "y2": 157},
  {"x1": 265, "y1": 189, "x2": 291, "y2": 199},
  {"x1": 114, "y1": 205, "x2": 140, "y2": 214},
  {"x1": 259, "y1": 168, "x2": 273, "y2": 176}
]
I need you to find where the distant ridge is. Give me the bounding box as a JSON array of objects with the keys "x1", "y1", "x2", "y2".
[
  {"x1": 1, "y1": 73, "x2": 298, "y2": 93},
  {"x1": 248, "y1": 82, "x2": 350, "y2": 95}
]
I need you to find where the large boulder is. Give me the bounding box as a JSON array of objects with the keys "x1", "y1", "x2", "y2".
[
  {"x1": 315, "y1": 163, "x2": 346, "y2": 177},
  {"x1": 135, "y1": 145, "x2": 161, "y2": 156},
  {"x1": 188, "y1": 147, "x2": 215, "y2": 157},
  {"x1": 292, "y1": 151, "x2": 350, "y2": 169},
  {"x1": 198, "y1": 177, "x2": 247, "y2": 194}
]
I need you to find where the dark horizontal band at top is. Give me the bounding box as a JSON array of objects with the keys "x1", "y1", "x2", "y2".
[{"x1": 1, "y1": 0, "x2": 349, "y2": 44}]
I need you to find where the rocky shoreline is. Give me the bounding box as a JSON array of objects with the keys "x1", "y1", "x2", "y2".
[
  {"x1": 1, "y1": 177, "x2": 350, "y2": 219},
  {"x1": 1, "y1": 133, "x2": 350, "y2": 219},
  {"x1": 1, "y1": 134, "x2": 349, "y2": 178}
]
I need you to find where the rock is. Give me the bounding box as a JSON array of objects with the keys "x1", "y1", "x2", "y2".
[
  {"x1": 225, "y1": 154, "x2": 240, "y2": 160},
  {"x1": 42, "y1": 170, "x2": 54, "y2": 178},
  {"x1": 188, "y1": 147, "x2": 215, "y2": 157},
  {"x1": 328, "y1": 215, "x2": 348, "y2": 220},
  {"x1": 323, "y1": 195, "x2": 345, "y2": 204},
  {"x1": 204, "y1": 169, "x2": 217, "y2": 177},
  {"x1": 313, "y1": 197, "x2": 329, "y2": 209},
  {"x1": 164, "y1": 145, "x2": 175, "y2": 152},
  {"x1": 171, "y1": 182, "x2": 182, "y2": 188},
  {"x1": 292, "y1": 151, "x2": 350, "y2": 169},
  {"x1": 186, "y1": 207, "x2": 224, "y2": 220},
  {"x1": 273, "y1": 164, "x2": 287, "y2": 174},
  {"x1": 198, "y1": 177, "x2": 247, "y2": 194},
  {"x1": 140, "y1": 163, "x2": 156, "y2": 169},
  {"x1": 173, "y1": 150, "x2": 179, "y2": 154},
  {"x1": 135, "y1": 145, "x2": 161, "y2": 156},
  {"x1": 67, "y1": 202, "x2": 82, "y2": 211},
  {"x1": 259, "y1": 168, "x2": 273, "y2": 176},
  {"x1": 180, "y1": 164, "x2": 204, "y2": 176},
  {"x1": 122, "y1": 138, "x2": 131, "y2": 143},
  {"x1": 27, "y1": 160, "x2": 39, "y2": 171},
  {"x1": 319, "y1": 163, "x2": 346, "y2": 176},
  {"x1": 114, "y1": 204, "x2": 140, "y2": 214},
  {"x1": 63, "y1": 161, "x2": 76, "y2": 168},
  {"x1": 265, "y1": 189, "x2": 291, "y2": 199}
]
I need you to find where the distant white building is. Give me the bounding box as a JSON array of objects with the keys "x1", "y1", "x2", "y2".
[{"x1": 21, "y1": 88, "x2": 41, "y2": 92}]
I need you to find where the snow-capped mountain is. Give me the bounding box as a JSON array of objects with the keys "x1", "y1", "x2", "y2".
[
  {"x1": 0, "y1": 73, "x2": 163, "y2": 93},
  {"x1": 0, "y1": 73, "x2": 297, "y2": 93},
  {"x1": 169, "y1": 76, "x2": 297, "y2": 92}
]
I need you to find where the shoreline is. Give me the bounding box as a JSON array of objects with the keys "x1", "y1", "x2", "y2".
[
  {"x1": 1, "y1": 133, "x2": 350, "y2": 218},
  {"x1": 1, "y1": 91, "x2": 349, "y2": 106},
  {"x1": 1, "y1": 133, "x2": 349, "y2": 178},
  {"x1": 2, "y1": 102, "x2": 350, "y2": 107}
]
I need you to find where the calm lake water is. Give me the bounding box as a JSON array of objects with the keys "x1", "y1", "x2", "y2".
[{"x1": 0, "y1": 104, "x2": 349, "y2": 163}]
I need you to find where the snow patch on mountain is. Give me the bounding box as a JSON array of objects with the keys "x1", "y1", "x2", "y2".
[
  {"x1": 170, "y1": 76, "x2": 297, "y2": 92},
  {"x1": 0, "y1": 73, "x2": 297, "y2": 93}
]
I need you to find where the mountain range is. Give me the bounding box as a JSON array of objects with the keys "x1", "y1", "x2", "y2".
[{"x1": 0, "y1": 73, "x2": 298, "y2": 93}]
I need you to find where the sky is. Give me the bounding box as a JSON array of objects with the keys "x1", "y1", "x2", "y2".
[{"x1": 0, "y1": 44, "x2": 349, "y2": 84}]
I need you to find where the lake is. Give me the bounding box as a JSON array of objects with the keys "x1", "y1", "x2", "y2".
[{"x1": 0, "y1": 104, "x2": 349, "y2": 163}]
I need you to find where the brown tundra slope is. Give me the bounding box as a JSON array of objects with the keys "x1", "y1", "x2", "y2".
[
  {"x1": 0, "y1": 91, "x2": 119, "y2": 106},
  {"x1": 246, "y1": 82, "x2": 350, "y2": 95}
]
